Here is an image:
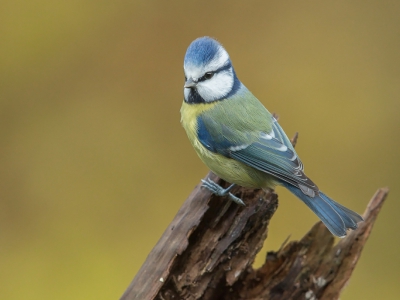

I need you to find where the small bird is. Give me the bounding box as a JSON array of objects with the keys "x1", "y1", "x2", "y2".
[{"x1": 180, "y1": 37, "x2": 363, "y2": 237}]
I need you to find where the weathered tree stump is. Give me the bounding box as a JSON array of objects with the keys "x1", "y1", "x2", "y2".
[
  {"x1": 120, "y1": 174, "x2": 387, "y2": 300},
  {"x1": 121, "y1": 131, "x2": 388, "y2": 299}
]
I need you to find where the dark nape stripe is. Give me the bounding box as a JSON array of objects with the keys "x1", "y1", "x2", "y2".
[
  {"x1": 224, "y1": 71, "x2": 241, "y2": 99},
  {"x1": 216, "y1": 62, "x2": 233, "y2": 73}
]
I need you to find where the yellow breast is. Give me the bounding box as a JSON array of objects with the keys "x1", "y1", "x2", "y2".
[{"x1": 180, "y1": 101, "x2": 274, "y2": 188}]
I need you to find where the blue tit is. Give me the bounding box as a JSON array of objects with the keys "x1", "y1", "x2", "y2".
[{"x1": 180, "y1": 37, "x2": 363, "y2": 237}]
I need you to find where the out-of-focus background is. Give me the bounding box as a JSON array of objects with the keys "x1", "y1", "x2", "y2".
[{"x1": 1, "y1": 1, "x2": 399, "y2": 299}]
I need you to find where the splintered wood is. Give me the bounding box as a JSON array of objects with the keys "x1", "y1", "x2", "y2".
[{"x1": 120, "y1": 172, "x2": 387, "y2": 300}]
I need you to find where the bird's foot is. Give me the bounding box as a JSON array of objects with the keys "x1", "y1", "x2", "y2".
[{"x1": 201, "y1": 179, "x2": 245, "y2": 206}]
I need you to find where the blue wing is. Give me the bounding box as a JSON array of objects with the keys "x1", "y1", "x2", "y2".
[
  {"x1": 197, "y1": 113, "x2": 363, "y2": 237},
  {"x1": 197, "y1": 115, "x2": 318, "y2": 195}
]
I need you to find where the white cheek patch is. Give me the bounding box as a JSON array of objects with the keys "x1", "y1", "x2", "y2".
[{"x1": 197, "y1": 69, "x2": 234, "y2": 101}]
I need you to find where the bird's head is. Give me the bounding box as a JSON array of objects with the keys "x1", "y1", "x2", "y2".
[{"x1": 183, "y1": 37, "x2": 239, "y2": 103}]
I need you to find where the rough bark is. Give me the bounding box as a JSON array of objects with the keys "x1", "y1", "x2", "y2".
[
  {"x1": 120, "y1": 131, "x2": 388, "y2": 299},
  {"x1": 120, "y1": 178, "x2": 387, "y2": 300}
]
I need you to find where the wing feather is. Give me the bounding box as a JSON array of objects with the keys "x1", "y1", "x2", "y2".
[{"x1": 197, "y1": 114, "x2": 318, "y2": 194}]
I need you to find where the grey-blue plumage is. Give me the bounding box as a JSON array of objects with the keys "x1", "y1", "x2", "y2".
[{"x1": 281, "y1": 181, "x2": 363, "y2": 237}]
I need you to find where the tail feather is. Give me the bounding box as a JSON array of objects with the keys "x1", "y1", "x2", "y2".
[
  {"x1": 326, "y1": 198, "x2": 364, "y2": 223},
  {"x1": 281, "y1": 182, "x2": 363, "y2": 237},
  {"x1": 319, "y1": 192, "x2": 358, "y2": 230}
]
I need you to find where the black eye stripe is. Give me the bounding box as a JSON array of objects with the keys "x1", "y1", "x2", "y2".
[
  {"x1": 216, "y1": 63, "x2": 232, "y2": 73},
  {"x1": 198, "y1": 72, "x2": 214, "y2": 82},
  {"x1": 198, "y1": 63, "x2": 232, "y2": 82}
]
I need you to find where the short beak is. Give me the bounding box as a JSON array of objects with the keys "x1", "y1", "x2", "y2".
[{"x1": 184, "y1": 78, "x2": 197, "y2": 88}]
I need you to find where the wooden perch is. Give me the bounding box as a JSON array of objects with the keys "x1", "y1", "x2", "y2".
[
  {"x1": 120, "y1": 181, "x2": 387, "y2": 300},
  {"x1": 120, "y1": 130, "x2": 388, "y2": 299}
]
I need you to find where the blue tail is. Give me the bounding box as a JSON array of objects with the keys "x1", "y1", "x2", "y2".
[{"x1": 281, "y1": 182, "x2": 363, "y2": 237}]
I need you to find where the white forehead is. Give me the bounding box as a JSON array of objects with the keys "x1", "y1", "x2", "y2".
[{"x1": 184, "y1": 47, "x2": 230, "y2": 80}]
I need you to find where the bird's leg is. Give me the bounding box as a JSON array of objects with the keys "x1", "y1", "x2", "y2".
[{"x1": 201, "y1": 178, "x2": 245, "y2": 206}]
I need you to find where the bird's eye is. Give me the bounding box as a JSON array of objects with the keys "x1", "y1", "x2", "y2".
[{"x1": 204, "y1": 72, "x2": 214, "y2": 80}]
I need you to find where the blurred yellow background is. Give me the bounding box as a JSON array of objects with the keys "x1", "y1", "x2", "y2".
[{"x1": 1, "y1": 1, "x2": 399, "y2": 299}]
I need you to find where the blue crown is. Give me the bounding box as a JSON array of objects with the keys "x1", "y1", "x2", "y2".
[{"x1": 184, "y1": 37, "x2": 223, "y2": 67}]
